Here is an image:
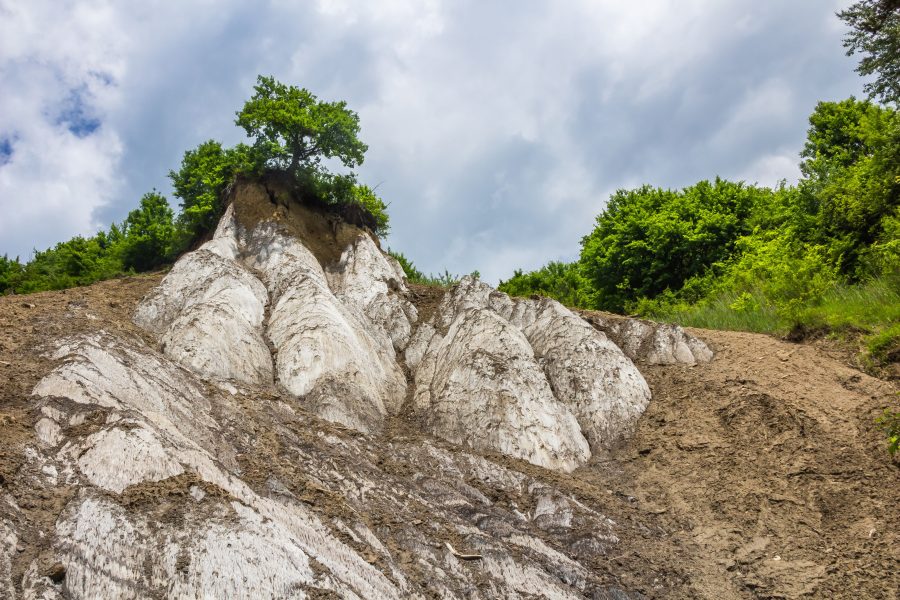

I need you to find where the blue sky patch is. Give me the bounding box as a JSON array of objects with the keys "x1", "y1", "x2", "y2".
[
  {"x1": 55, "y1": 87, "x2": 101, "y2": 138},
  {"x1": 0, "y1": 136, "x2": 14, "y2": 166}
]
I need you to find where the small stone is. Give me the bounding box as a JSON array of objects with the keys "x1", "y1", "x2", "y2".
[{"x1": 46, "y1": 562, "x2": 66, "y2": 583}]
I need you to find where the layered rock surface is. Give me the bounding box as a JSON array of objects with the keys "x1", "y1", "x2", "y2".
[
  {"x1": 7, "y1": 179, "x2": 716, "y2": 598},
  {"x1": 407, "y1": 277, "x2": 654, "y2": 464},
  {"x1": 582, "y1": 312, "x2": 714, "y2": 366}
]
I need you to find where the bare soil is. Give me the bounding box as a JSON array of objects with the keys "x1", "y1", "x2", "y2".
[
  {"x1": 604, "y1": 329, "x2": 900, "y2": 598},
  {"x1": 1, "y1": 275, "x2": 897, "y2": 598},
  {"x1": 230, "y1": 177, "x2": 367, "y2": 267}
]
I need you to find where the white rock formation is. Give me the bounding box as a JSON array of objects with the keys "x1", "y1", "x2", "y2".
[
  {"x1": 33, "y1": 333, "x2": 404, "y2": 599},
  {"x1": 408, "y1": 276, "x2": 651, "y2": 462},
  {"x1": 326, "y1": 234, "x2": 418, "y2": 351},
  {"x1": 134, "y1": 207, "x2": 273, "y2": 386},
  {"x1": 76, "y1": 426, "x2": 185, "y2": 493},
  {"x1": 522, "y1": 301, "x2": 651, "y2": 448},
  {"x1": 411, "y1": 307, "x2": 591, "y2": 472},
  {"x1": 10, "y1": 189, "x2": 690, "y2": 598},
  {"x1": 134, "y1": 207, "x2": 410, "y2": 433},
  {"x1": 583, "y1": 313, "x2": 714, "y2": 365},
  {"x1": 27, "y1": 328, "x2": 632, "y2": 599},
  {"x1": 244, "y1": 223, "x2": 407, "y2": 433}
]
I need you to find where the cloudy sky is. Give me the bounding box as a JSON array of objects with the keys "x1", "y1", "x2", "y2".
[{"x1": 0, "y1": 0, "x2": 866, "y2": 282}]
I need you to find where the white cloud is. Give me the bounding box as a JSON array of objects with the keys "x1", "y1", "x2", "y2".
[{"x1": 737, "y1": 152, "x2": 800, "y2": 187}]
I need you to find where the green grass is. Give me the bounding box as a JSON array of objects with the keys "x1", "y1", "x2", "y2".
[
  {"x1": 645, "y1": 274, "x2": 900, "y2": 369},
  {"x1": 653, "y1": 290, "x2": 782, "y2": 334},
  {"x1": 795, "y1": 274, "x2": 900, "y2": 332}
]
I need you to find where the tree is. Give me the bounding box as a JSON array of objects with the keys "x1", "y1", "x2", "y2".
[
  {"x1": 799, "y1": 99, "x2": 900, "y2": 276},
  {"x1": 121, "y1": 192, "x2": 177, "y2": 271},
  {"x1": 0, "y1": 255, "x2": 23, "y2": 294},
  {"x1": 235, "y1": 75, "x2": 367, "y2": 173},
  {"x1": 169, "y1": 141, "x2": 263, "y2": 240},
  {"x1": 839, "y1": 0, "x2": 900, "y2": 104},
  {"x1": 800, "y1": 98, "x2": 891, "y2": 176},
  {"x1": 579, "y1": 179, "x2": 769, "y2": 312}
]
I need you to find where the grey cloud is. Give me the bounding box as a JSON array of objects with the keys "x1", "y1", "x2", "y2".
[{"x1": 0, "y1": 0, "x2": 866, "y2": 284}]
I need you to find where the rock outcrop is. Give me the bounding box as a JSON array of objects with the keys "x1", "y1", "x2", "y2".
[
  {"x1": 583, "y1": 312, "x2": 713, "y2": 365},
  {"x1": 244, "y1": 222, "x2": 406, "y2": 433},
  {"x1": 408, "y1": 306, "x2": 591, "y2": 472},
  {"x1": 7, "y1": 179, "x2": 715, "y2": 599},
  {"x1": 134, "y1": 206, "x2": 273, "y2": 386},
  {"x1": 408, "y1": 277, "x2": 652, "y2": 461}
]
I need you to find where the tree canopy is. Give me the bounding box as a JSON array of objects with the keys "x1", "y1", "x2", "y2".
[
  {"x1": 169, "y1": 76, "x2": 389, "y2": 242},
  {"x1": 578, "y1": 179, "x2": 770, "y2": 312},
  {"x1": 235, "y1": 75, "x2": 368, "y2": 172}
]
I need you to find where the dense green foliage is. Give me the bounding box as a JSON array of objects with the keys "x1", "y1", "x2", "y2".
[
  {"x1": 169, "y1": 141, "x2": 265, "y2": 240},
  {"x1": 499, "y1": 262, "x2": 589, "y2": 308},
  {"x1": 0, "y1": 190, "x2": 187, "y2": 293},
  {"x1": 839, "y1": 0, "x2": 900, "y2": 104},
  {"x1": 578, "y1": 180, "x2": 770, "y2": 312},
  {"x1": 500, "y1": 98, "x2": 900, "y2": 371},
  {"x1": 236, "y1": 75, "x2": 367, "y2": 172},
  {"x1": 121, "y1": 192, "x2": 178, "y2": 271},
  {"x1": 1, "y1": 76, "x2": 390, "y2": 295}
]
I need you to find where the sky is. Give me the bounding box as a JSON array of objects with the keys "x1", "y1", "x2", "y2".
[{"x1": 0, "y1": 0, "x2": 867, "y2": 283}]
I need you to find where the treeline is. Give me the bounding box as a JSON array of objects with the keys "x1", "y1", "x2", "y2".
[
  {"x1": 0, "y1": 76, "x2": 389, "y2": 295},
  {"x1": 499, "y1": 97, "x2": 900, "y2": 364}
]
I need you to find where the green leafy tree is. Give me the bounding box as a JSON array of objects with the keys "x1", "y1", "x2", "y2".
[
  {"x1": 498, "y1": 262, "x2": 590, "y2": 308},
  {"x1": 800, "y1": 98, "x2": 892, "y2": 176},
  {"x1": 0, "y1": 255, "x2": 23, "y2": 294},
  {"x1": 235, "y1": 75, "x2": 367, "y2": 173},
  {"x1": 232, "y1": 76, "x2": 388, "y2": 236},
  {"x1": 169, "y1": 141, "x2": 263, "y2": 241},
  {"x1": 799, "y1": 99, "x2": 900, "y2": 276},
  {"x1": 579, "y1": 179, "x2": 770, "y2": 312},
  {"x1": 839, "y1": 0, "x2": 900, "y2": 104},
  {"x1": 121, "y1": 192, "x2": 177, "y2": 271}
]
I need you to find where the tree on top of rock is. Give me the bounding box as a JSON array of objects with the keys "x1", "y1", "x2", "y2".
[{"x1": 235, "y1": 75, "x2": 368, "y2": 173}]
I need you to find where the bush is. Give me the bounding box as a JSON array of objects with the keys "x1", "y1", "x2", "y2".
[
  {"x1": 498, "y1": 262, "x2": 590, "y2": 308},
  {"x1": 120, "y1": 192, "x2": 177, "y2": 271},
  {"x1": 579, "y1": 179, "x2": 771, "y2": 312}
]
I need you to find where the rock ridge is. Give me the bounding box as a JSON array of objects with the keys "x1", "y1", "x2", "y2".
[{"x1": 10, "y1": 181, "x2": 716, "y2": 599}]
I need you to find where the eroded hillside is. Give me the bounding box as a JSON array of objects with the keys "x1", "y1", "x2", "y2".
[{"x1": 1, "y1": 180, "x2": 897, "y2": 599}]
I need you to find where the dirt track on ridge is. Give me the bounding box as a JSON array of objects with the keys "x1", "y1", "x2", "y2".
[{"x1": 0, "y1": 276, "x2": 897, "y2": 598}]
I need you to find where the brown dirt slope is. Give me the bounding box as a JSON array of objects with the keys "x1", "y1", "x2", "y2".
[
  {"x1": 0, "y1": 274, "x2": 163, "y2": 587},
  {"x1": 604, "y1": 328, "x2": 899, "y2": 599},
  {"x1": 0, "y1": 276, "x2": 897, "y2": 598}
]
